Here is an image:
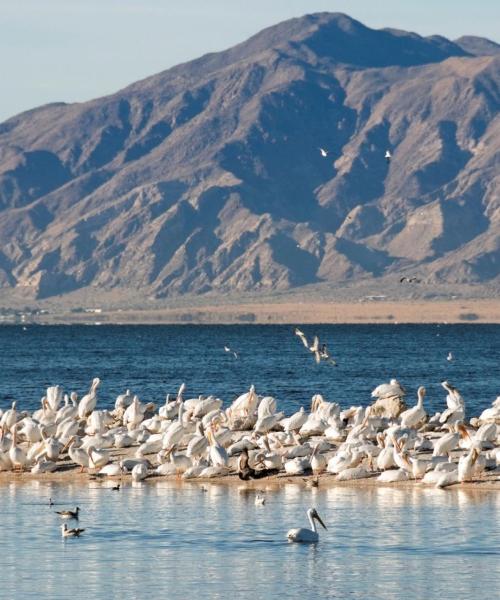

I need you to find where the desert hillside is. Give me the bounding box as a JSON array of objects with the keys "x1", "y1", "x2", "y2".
[{"x1": 0, "y1": 12, "x2": 498, "y2": 309}]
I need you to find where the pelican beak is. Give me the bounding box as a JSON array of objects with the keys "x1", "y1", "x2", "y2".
[{"x1": 314, "y1": 512, "x2": 327, "y2": 530}]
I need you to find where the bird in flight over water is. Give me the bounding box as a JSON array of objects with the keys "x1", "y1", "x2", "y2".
[
  {"x1": 224, "y1": 346, "x2": 238, "y2": 359},
  {"x1": 319, "y1": 147, "x2": 328, "y2": 157},
  {"x1": 294, "y1": 328, "x2": 337, "y2": 366}
]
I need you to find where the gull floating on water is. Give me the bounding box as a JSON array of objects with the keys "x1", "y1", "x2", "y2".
[
  {"x1": 56, "y1": 507, "x2": 80, "y2": 520},
  {"x1": 385, "y1": 150, "x2": 392, "y2": 162},
  {"x1": 447, "y1": 352, "x2": 453, "y2": 362},
  {"x1": 287, "y1": 508, "x2": 327, "y2": 543},
  {"x1": 61, "y1": 523, "x2": 85, "y2": 538},
  {"x1": 318, "y1": 147, "x2": 328, "y2": 157}
]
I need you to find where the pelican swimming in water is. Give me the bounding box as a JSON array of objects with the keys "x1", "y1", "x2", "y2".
[
  {"x1": 287, "y1": 508, "x2": 327, "y2": 543},
  {"x1": 61, "y1": 523, "x2": 85, "y2": 538}
]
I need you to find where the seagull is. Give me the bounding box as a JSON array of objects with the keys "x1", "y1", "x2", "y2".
[
  {"x1": 255, "y1": 494, "x2": 266, "y2": 506},
  {"x1": 319, "y1": 147, "x2": 328, "y2": 157},
  {"x1": 55, "y1": 507, "x2": 80, "y2": 520},
  {"x1": 294, "y1": 328, "x2": 309, "y2": 349},
  {"x1": 224, "y1": 346, "x2": 238, "y2": 359},
  {"x1": 319, "y1": 344, "x2": 337, "y2": 366},
  {"x1": 295, "y1": 329, "x2": 337, "y2": 366},
  {"x1": 61, "y1": 524, "x2": 85, "y2": 538},
  {"x1": 447, "y1": 352, "x2": 453, "y2": 362},
  {"x1": 385, "y1": 150, "x2": 392, "y2": 162}
]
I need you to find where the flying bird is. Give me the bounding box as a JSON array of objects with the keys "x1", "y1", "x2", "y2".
[
  {"x1": 385, "y1": 150, "x2": 392, "y2": 162},
  {"x1": 224, "y1": 346, "x2": 238, "y2": 359},
  {"x1": 294, "y1": 329, "x2": 337, "y2": 366},
  {"x1": 319, "y1": 147, "x2": 329, "y2": 157}
]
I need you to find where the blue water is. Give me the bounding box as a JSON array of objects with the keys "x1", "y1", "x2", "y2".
[
  {"x1": 1, "y1": 480, "x2": 499, "y2": 600},
  {"x1": 0, "y1": 324, "x2": 499, "y2": 417}
]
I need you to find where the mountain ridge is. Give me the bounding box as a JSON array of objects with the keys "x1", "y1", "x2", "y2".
[{"x1": 0, "y1": 12, "x2": 498, "y2": 305}]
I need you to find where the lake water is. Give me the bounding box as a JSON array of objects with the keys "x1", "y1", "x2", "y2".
[
  {"x1": 1, "y1": 480, "x2": 499, "y2": 600},
  {"x1": 1, "y1": 324, "x2": 499, "y2": 598},
  {"x1": 0, "y1": 324, "x2": 499, "y2": 417}
]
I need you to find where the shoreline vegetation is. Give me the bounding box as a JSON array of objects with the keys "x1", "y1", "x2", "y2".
[{"x1": 1, "y1": 300, "x2": 499, "y2": 325}]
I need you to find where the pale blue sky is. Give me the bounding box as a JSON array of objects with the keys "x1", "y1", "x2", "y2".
[{"x1": 0, "y1": 0, "x2": 498, "y2": 122}]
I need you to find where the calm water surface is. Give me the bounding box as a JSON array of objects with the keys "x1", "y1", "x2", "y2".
[
  {"x1": 1, "y1": 481, "x2": 499, "y2": 600},
  {"x1": 1, "y1": 324, "x2": 499, "y2": 598},
  {"x1": 0, "y1": 324, "x2": 499, "y2": 416}
]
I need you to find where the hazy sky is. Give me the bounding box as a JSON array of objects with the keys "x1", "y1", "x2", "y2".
[{"x1": 1, "y1": 0, "x2": 498, "y2": 122}]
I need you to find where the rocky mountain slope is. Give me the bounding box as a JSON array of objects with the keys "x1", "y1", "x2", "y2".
[{"x1": 0, "y1": 12, "x2": 498, "y2": 305}]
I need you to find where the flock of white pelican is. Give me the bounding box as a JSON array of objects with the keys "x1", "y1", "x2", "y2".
[{"x1": 1, "y1": 377, "x2": 499, "y2": 541}]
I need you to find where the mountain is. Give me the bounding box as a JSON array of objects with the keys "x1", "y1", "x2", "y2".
[{"x1": 0, "y1": 12, "x2": 498, "y2": 307}]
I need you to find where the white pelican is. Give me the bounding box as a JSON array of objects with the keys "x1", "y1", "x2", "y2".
[
  {"x1": 478, "y1": 396, "x2": 500, "y2": 423},
  {"x1": 206, "y1": 426, "x2": 228, "y2": 468},
  {"x1": 162, "y1": 401, "x2": 185, "y2": 450},
  {"x1": 435, "y1": 470, "x2": 459, "y2": 489},
  {"x1": 99, "y1": 462, "x2": 123, "y2": 476},
  {"x1": 31, "y1": 457, "x2": 58, "y2": 473},
  {"x1": 131, "y1": 462, "x2": 148, "y2": 482},
  {"x1": 115, "y1": 389, "x2": 133, "y2": 410},
  {"x1": 186, "y1": 423, "x2": 208, "y2": 459},
  {"x1": 284, "y1": 407, "x2": 308, "y2": 433},
  {"x1": 284, "y1": 456, "x2": 310, "y2": 475},
  {"x1": 9, "y1": 425, "x2": 27, "y2": 471},
  {"x1": 432, "y1": 424, "x2": 460, "y2": 458},
  {"x1": 61, "y1": 524, "x2": 85, "y2": 538},
  {"x1": 0, "y1": 401, "x2": 17, "y2": 430},
  {"x1": 400, "y1": 387, "x2": 427, "y2": 429},
  {"x1": 439, "y1": 381, "x2": 465, "y2": 424},
  {"x1": 78, "y1": 378, "x2": 100, "y2": 418},
  {"x1": 310, "y1": 443, "x2": 327, "y2": 474},
  {"x1": 67, "y1": 438, "x2": 91, "y2": 472},
  {"x1": 287, "y1": 508, "x2": 327, "y2": 543},
  {"x1": 458, "y1": 448, "x2": 480, "y2": 482},
  {"x1": 336, "y1": 466, "x2": 371, "y2": 481},
  {"x1": 257, "y1": 396, "x2": 277, "y2": 421},
  {"x1": 46, "y1": 385, "x2": 63, "y2": 412},
  {"x1": 377, "y1": 469, "x2": 409, "y2": 482},
  {"x1": 159, "y1": 394, "x2": 178, "y2": 419},
  {"x1": 88, "y1": 446, "x2": 111, "y2": 469},
  {"x1": 193, "y1": 397, "x2": 223, "y2": 419},
  {"x1": 371, "y1": 379, "x2": 405, "y2": 400},
  {"x1": 376, "y1": 434, "x2": 396, "y2": 470},
  {"x1": 227, "y1": 385, "x2": 258, "y2": 423},
  {"x1": 254, "y1": 411, "x2": 284, "y2": 434}
]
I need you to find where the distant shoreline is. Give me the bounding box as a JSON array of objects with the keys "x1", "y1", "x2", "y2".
[{"x1": 3, "y1": 299, "x2": 499, "y2": 325}]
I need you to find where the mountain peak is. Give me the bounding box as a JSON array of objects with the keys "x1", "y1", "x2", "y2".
[{"x1": 0, "y1": 13, "x2": 498, "y2": 304}]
